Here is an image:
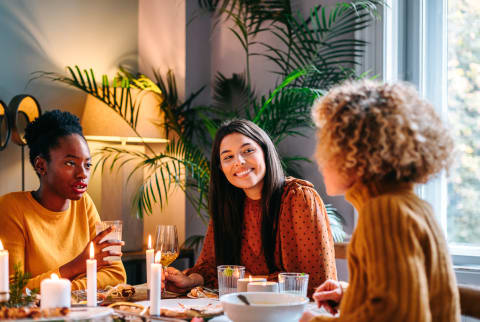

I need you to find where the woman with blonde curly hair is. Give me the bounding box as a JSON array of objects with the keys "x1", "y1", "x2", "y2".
[{"x1": 301, "y1": 80, "x2": 460, "y2": 322}]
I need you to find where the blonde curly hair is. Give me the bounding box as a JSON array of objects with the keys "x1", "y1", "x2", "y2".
[{"x1": 312, "y1": 80, "x2": 454, "y2": 184}]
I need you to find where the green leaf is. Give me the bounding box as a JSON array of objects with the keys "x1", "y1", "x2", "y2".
[{"x1": 3, "y1": 263, "x2": 39, "y2": 308}]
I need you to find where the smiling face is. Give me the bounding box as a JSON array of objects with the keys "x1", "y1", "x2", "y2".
[
  {"x1": 219, "y1": 132, "x2": 266, "y2": 200},
  {"x1": 35, "y1": 134, "x2": 92, "y2": 206}
]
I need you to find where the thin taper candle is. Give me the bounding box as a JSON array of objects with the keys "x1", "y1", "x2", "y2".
[
  {"x1": 87, "y1": 242, "x2": 97, "y2": 307},
  {"x1": 146, "y1": 234, "x2": 154, "y2": 290},
  {"x1": 150, "y1": 251, "x2": 162, "y2": 316}
]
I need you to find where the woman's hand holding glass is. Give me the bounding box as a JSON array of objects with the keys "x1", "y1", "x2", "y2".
[
  {"x1": 165, "y1": 267, "x2": 204, "y2": 293},
  {"x1": 59, "y1": 226, "x2": 124, "y2": 279},
  {"x1": 155, "y1": 225, "x2": 179, "y2": 267},
  {"x1": 313, "y1": 279, "x2": 347, "y2": 315}
]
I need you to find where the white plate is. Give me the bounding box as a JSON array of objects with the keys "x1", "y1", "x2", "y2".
[
  {"x1": 136, "y1": 298, "x2": 222, "y2": 319},
  {"x1": 13, "y1": 306, "x2": 113, "y2": 321},
  {"x1": 136, "y1": 298, "x2": 219, "y2": 308}
]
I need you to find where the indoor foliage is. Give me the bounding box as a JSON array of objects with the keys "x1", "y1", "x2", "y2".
[{"x1": 40, "y1": 0, "x2": 383, "y2": 246}]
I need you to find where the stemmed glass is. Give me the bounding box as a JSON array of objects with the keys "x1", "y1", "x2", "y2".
[{"x1": 155, "y1": 225, "x2": 179, "y2": 267}]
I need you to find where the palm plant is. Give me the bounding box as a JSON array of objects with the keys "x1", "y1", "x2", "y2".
[
  {"x1": 198, "y1": 0, "x2": 383, "y2": 85},
  {"x1": 35, "y1": 66, "x2": 212, "y2": 222},
  {"x1": 39, "y1": 0, "x2": 383, "y2": 246}
]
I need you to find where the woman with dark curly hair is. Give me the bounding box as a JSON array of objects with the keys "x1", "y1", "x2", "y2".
[
  {"x1": 301, "y1": 80, "x2": 460, "y2": 322},
  {"x1": 166, "y1": 119, "x2": 337, "y2": 297},
  {"x1": 0, "y1": 110, "x2": 126, "y2": 290}
]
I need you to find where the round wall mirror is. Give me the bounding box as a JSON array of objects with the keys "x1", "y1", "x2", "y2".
[
  {"x1": 8, "y1": 95, "x2": 41, "y2": 146},
  {"x1": 0, "y1": 100, "x2": 10, "y2": 151}
]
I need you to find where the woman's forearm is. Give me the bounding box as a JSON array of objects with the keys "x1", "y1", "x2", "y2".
[
  {"x1": 187, "y1": 273, "x2": 204, "y2": 287},
  {"x1": 59, "y1": 256, "x2": 82, "y2": 280}
]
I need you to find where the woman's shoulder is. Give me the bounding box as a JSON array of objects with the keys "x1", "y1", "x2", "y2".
[
  {"x1": 360, "y1": 189, "x2": 431, "y2": 230},
  {"x1": 0, "y1": 191, "x2": 31, "y2": 207},
  {"x1": 364, "y1": 189, "x2": 422, "y2": 213},
  {"x1": 283, "y1": 176, "x2": 317, "y2": 195},
  {"x1": 0, "y1": 192, "x2": 31, "y2": 223},
  {"x1": 282, "y1": 177, "x2": 322, "y2": 205}
]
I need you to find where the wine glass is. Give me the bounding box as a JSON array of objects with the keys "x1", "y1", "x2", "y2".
[{"x1": 155, "y1": 225, "x2": 179, "y2": 267}]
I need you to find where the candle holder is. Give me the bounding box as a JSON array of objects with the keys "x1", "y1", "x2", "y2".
[
  {"x1": 247, "y1": 281, "x2": 279, "y2": 293},
  {"x1": 0, "y1": 291, "x2": 9, "y2": 303},
  {"x1": 237, "y1": 277, "x2": 266, "y2": 292}
]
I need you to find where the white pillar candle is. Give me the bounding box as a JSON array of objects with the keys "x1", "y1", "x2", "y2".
[
  {"x1": 146, "y1": 234, "x2": 154, "y2": 290},
  {"x1": 0, "y1": 240, "x2": 9, "y2": 302},
  {"x1": 247, "y1": 281, "x2": 279, "y2": 293},
  {"x1": 40, "y1": 273, "x2": 71, "y2": 309},
  {"x1": 87, "y1": 242, "x2": 97, "y2": 307},
  {"x1": 150, "y1": 251, "x2": 162, "y2": 316},
  {"x1": 237, "y1": 276, "x2": 267, "y2": 292}
]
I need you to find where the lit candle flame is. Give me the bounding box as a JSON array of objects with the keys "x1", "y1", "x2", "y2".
[
  {"x1": 249, "y1": 275, "x2": 253, "y2": 282},
  {"x1": 0, "y1": 240, "x2": 3, "y2": 251},
  {"x1": 51, "y1": 273, "x2": 59, "y2": 280},
  {"x1": 89, "y1": 242, "x2": 94, "y2": 259},
  {"x1": 154, "y1": 251, "x2": 162, "y2": 263},
  {"x1": 148, "y1": 234, "x2": 152, "y2": 249}
]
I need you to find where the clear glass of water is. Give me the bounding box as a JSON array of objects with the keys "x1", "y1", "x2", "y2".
[
  {"x1": 278, "y1": 273, "x2": 309, "y2": 297},
  {"x1": 217, "y1": 265, "x2": 245, "y2": 297},
  {"x1": 95, "y1": 220, "x2": 122, "y2": 261}
]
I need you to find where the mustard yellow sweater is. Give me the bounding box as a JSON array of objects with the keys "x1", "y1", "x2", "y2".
[
  {"x1": 313, "y1": 181, "x2": 460, "y2": 322},
  {"x1": 0, "y1": 191, "x2": 126, "y2": 290}
]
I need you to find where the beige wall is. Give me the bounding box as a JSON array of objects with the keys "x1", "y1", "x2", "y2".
[
  {"x1": 138, "y1": 0, "x2": 188, "y2": 246},
  {"x1": 0, "y1": 0, "x2": 188, "y2": 248},
  {"x1": 0, "y1": 0, "x2": 138, "y2": 196}
]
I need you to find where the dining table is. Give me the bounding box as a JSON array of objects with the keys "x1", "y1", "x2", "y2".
[
  {"x1": 108, "y1": 285, "x2": 331, "y2": 322},
  {"x1": 0, "y1": 284, "x2": 331, "y2": 321}
]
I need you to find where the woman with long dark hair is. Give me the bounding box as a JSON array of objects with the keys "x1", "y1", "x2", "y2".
[{"x1": 166, "y1": 119, "x2": 336, "y2": 297}]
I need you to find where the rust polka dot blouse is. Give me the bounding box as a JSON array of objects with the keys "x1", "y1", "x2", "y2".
[{"x1": 185, "y1": 177, "x2": 337, "y2": 297}]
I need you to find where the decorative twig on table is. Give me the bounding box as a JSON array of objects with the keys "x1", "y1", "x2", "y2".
[{"x1": 0, "y1": 263, "x2": 39, "y2": 308}]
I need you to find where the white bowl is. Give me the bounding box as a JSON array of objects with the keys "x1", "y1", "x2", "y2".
[{"x1": 220, "y1": 292, "x2": 309, "y2": 322}]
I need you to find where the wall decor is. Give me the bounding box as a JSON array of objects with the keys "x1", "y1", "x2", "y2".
[
  {"x1": 0, "y1": 94, "x2": 42, "y2": 190},
  {"x1": 7, "y1": 95, "x2": 41, "y2": 146},
  {"x1": 0, "y1": 101, "x2": 10, "y2": 151}
]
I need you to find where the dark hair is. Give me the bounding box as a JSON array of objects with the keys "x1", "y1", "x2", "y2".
[
  {"x1": 210, "y1": 119, "x2": 285, "y2": 271},
  {"x1": 24, "y1": 109, "x2": 84, "y2": 167}
]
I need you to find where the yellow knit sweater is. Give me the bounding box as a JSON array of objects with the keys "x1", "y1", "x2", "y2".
[
  {"x1": 0, "y1": 191, "x2": 126, "y2": 290},
  {"x1": 312, "y1": 181, "x2": 460, "y2": 322}
]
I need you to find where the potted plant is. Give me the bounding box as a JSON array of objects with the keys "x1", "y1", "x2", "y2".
[{"x1": 37, "y1": 0, "x2": 383, "y2": 247}]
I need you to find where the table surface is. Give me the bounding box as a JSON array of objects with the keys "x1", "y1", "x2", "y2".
[
  {"x1": 11, "y1": 307, "x2": 113, "y2": 322},
  {"x1": 130, "y1": 298, "x2": 330, "y2": 321}
]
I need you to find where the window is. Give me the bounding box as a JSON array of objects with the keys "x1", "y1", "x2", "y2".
[
  {"x1": 384, "y1": 0, "x2": 480, "y2": 258},
  {"x1": 446, "y1": 0, "x2": 480, "y2": 248}
]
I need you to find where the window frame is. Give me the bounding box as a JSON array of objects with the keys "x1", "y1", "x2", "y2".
[{"x1": 382, "y1": 0, "x2": 480, "y2": 262}]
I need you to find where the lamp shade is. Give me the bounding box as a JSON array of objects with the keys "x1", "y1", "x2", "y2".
[
  {"x1": 81, "y1": 89, "x2": 165, "y2": 140},
  {"x1": 81, "y1": 89, "x2": 167, "y2": 252}
]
